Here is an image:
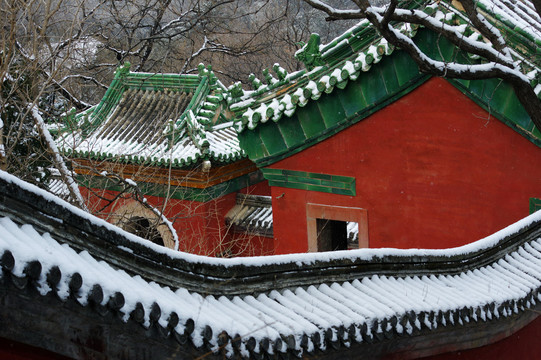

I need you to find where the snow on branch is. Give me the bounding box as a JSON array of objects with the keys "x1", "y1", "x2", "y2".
[
  {"x1": 389, "y1": 7, "x2": 514, "y2": 66},
  {"x1": 28, "y1": 105, "x2": 87, "y2": 210},
  {"x1": 302, "y1": 0, "x2": 365, "y2": 19},
  {"x1": 302, "y1": 0, "x2": 541, "y2": 130},
  {"x1": 57, "y1": 75, "x2": 108, "y2": 91},
  {"x1": 13, "y1": 40, "x2": 91, "y2": 110},
  {"x1": 143, "y1": 196, "x2": 180, "y2": 251},
  {"x1": 182, "y1": 36, "x2": 247, "y2": 73}
]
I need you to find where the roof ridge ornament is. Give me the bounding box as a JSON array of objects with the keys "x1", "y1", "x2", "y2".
[
  {"x1": 228, "y1": 82, "x2": 245, "y2": 99},
  {"x1": 248, "y1": 73, "x2": 263, "y2": 90},
  {"x1": 295, "y1": 33, "x2": 326, "y2": 70},
  {"x1": 273, "y1": 63, "x2": 288, "y2": 81},
  {"x1": 197, "y1": 63, "x2": 219, "y2": 87},
  {"x1": 262, "y1": 68, "x2": 278, "y2": 85},
  {"x1": 185, "y1": 110, "x2": 210, "y2": 153},
  {"x1": 117, "y1": 62, "x2": 131, "y2": 78}
]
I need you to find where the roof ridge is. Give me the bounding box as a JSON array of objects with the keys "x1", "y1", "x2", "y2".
[
  {"x1": 229, "y1": 21, "x2": 417, "y2": 132},
  {"x1": 2, "y1": 169, "x2": 541, "y2": 295}
]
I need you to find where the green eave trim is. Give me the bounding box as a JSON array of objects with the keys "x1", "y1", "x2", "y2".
[
  {"x1": 76, "y1": 170, "x2": 264, "y2": 202},
  {"x1": 262, "y1": 168, "x2": 355, "y2": 196},
  {"x1": 239, "y1": 49, "x2": 429, "y2": 168},
  {"x1": 185, "y1": 76, "x2": 210, "y2": 115},
  {"x1": 531, "y1": 198, "x2": 541, "y2": 214},
  {"x1": 448, "y1": 78, "x2": 541, "y2": 147},
  {"x1": 84, "y1": 74, "x2": 126, "y2": 135}
]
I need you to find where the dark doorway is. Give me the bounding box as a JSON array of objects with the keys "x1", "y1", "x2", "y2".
[
  {"x1": 124, "y1": 216, "x2": 165, "y2": 247},
  {"x1": 316, "y1": 218, "x2": 347, "y2": 251}
]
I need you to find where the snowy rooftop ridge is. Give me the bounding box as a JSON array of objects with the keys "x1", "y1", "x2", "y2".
[
  {"x1": 2, "y1": 170, "x2": 541, "y2": 358},
  {"x1": 228, "y1": 21, "x2": 407, "y2": 132},
  {"x1": 2, "y1": 168, "x2": 541, "y2": 286},
  {"x1": 229, "y1": 0, "x2": 541, "y2": 134}
]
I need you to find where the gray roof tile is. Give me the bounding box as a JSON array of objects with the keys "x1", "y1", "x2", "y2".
[{"x1": 2, "y1": 169, "x2": 541, "y2": 358}]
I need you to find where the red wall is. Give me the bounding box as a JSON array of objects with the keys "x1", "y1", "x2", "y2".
[
  {"x1": 270, "y1": 78, "x2": 541, "y2": 254},
  {"x1": 80, "y1": 180, "x2": 273, "y2": 256}
]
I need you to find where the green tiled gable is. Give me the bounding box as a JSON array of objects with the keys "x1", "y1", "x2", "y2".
[
  {"x1": 74, "y1": 64, "x2": 220, "y2": 141},
  {"x1": 450, "y1": 78, "x2": 541, "y2": 142},
  {"x1": 261, "y1": 169, "x2": 356, "y2": 196},
  {"x1": 238, "y1": 48, "x2": 429, "y2": 167},
  {"x1": 57, "y1": 63, "x2": 245, "y2": 170}
]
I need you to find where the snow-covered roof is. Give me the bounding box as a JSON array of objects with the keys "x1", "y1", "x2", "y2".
[
  {"x1": 57, "y1": 63, "x2": 244, "y2": 168},
  {"x1": 229, "y1": 0, "x2": 541, "y2": 167},
  {"x1": 228, "y1": 25, "x2": 404, "y2": 132},
  {"x1": 477, "y1": 0, "x2": 541, "y2": 53},
  {"x1": 225, "y1": 194, "x2": 274, "y2": 237},
  {"x1": 2, "y1": 169, "x2": 541, "y2": 358},
  {"x1": 46, "y1": 176, "x2": 70, "y2": 199}
]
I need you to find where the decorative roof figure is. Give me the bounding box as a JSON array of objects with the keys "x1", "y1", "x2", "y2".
[{"x1": 295, "y1": 33, "x2": 326, "y2": 70}]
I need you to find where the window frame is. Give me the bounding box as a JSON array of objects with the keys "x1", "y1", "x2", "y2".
[{"x1": 306, "y1": 203, "x2": 368, "y2": 252}]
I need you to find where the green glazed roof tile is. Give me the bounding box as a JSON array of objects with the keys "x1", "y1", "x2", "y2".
[
  {"x1": 337, "y1": 79, "x2": 369, "y2": 118},
  {"x1": 57, "y1": 63, "x2": 244, "y2": 168},
  {"x1": 258, "y1": 121, "x2": 288, "y2": 155},
  {"x1": 231, "y1": 0, "x2": 541, "y2": 166},
  {"x1": 296, "y1": 101, "x2": 327, "y2": 138},
  {"x1": 316, "y1": 92, "x2": 346, "y2": 129},
  {"x1": 358, "y1": 68, "x2": 389, "y2": 105},
  {"x1": 277, "y1": 117, "x2": 307, "y2": 148}
]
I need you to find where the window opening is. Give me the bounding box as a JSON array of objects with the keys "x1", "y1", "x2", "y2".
[
  {"x1": 347, "y1": 222, "x2": 360, "y2": 250},
  {"x1": 316, "y1": 219, "x2": 347, "y2": 251},
  {"x1": 123, "y1": 216, "x2": 165, "y2": 247},
  {"x1": 307, "y1": 203, "x2": 368, "y2": 252}
]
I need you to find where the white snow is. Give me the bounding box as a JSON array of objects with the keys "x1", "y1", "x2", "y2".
[
  {"x1": 1, "y1": 220, "x2": 536, "y2": 356},
  {"x1": 29, "y1": 105, "x2": 87, "y2": 210}
]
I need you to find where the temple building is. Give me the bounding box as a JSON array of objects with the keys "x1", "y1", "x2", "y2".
[
  {"x1": 228, "y1": 3, "x2": 541, "y2": 254},
  {"x1": 56, "y1": 0, "x2": 541, "y2": 259},
  {"x1": 56, "y1": 64, "x2": 272, "y2": 256},
  {"x1": 6, "y1": 1, "x2": 536, "y2": 357}
]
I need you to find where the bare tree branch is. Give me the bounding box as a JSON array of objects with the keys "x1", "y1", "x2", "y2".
[
  {"x1": 28, "y1": 105, "x2": 87, "y2": 209},
  {"x1": 302, "y1": 0, "x2": 541, "y2": 130}
]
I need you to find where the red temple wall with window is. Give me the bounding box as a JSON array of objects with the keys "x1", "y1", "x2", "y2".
[
  {"x1": 268, "y1": 78, "x2": 541, "y2": 254},
  {"x1": 79, "y1": 180, "x2": 273, "y2": 256}
]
